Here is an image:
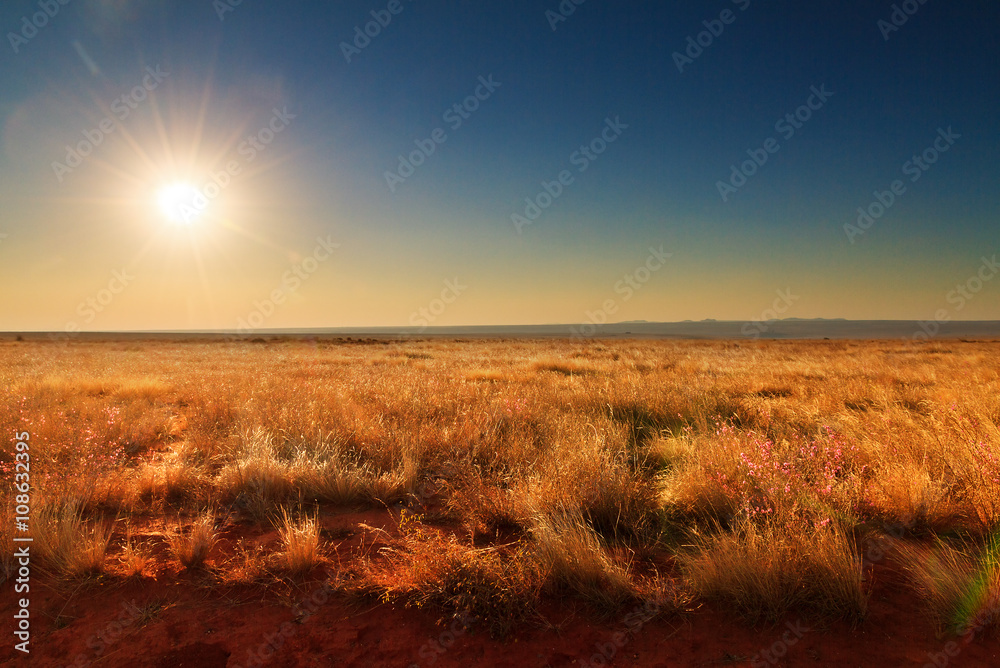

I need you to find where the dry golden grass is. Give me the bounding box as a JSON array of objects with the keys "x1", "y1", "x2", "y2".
[
  {"x1": 529, "y1": 356, "x2": 603, "y2": 376},
  {"x1": 2, "y1": 337, "x2": 999, "y2": 630},
  {"x1": 276, "y1": 507, "x2": 323, "y2": 573},
  {"x1": 33, "y1": 502, "x2": 111, "y2": 578},
  {"x1": 167, "y1": 512, "x2": 218, "y2": 569},
  {"x1": 894, "y1": 534, "x2": 1000, "y2": 631},
  {"x1": 222, "y1": 540, "x2": 271, "y2": 585},
  {"x1": 463, "y1": 368, "x2": 507, "y2": 383},
  {"x1": 529, "y1": 507, "x2": 637, "y2": 609},
  {"x1": 359, "y1": 510, "x2": 544, "y2": 638},
  {"x1": 679, "y1": 518, "x2": 867, "y2": 623},
  {"x1": 23, "y1": 374, "x2": 173, "y2": 401},
  {"x1": 117, "y1": 531, "x2": 154, "y2": 578}
]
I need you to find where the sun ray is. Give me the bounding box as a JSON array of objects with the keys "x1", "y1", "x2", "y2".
[{"x1": 188, "y1": 59, "x2": 220, "y2": 172}]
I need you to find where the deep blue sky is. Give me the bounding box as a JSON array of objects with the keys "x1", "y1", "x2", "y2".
[{"x1": 1, "y1": 0, "x2": 998, "y2": 330}]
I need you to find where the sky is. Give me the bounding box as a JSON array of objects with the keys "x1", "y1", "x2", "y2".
[{"x1": 0, "y1": 0, "x2": 998, "y2": 332}]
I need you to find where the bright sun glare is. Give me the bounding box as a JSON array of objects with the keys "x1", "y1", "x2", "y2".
[{"x1": 157, "y1": 182, "x2": 206, "y2": 224}]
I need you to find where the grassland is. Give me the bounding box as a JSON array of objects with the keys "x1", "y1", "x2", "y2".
[{"x1": 2, "y1": 337, "x2": 999, "y2": 649}]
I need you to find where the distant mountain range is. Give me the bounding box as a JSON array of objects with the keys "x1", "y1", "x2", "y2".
[{"x1": 7, "y1": 320, "x2": 1000, "y2": 341}]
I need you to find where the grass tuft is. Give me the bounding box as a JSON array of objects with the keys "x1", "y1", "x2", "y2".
[
  {"x1": 894, "y1": 534, "x2": 1000, "y2": 632},
  {"x1": 167, "y1": 512, "x2": 218, "y2": 570},
  {"x1": 678, "y1": 519, "x2": 868, "y2": 623},
  {"x1": 357, "y1": 511, "x2": 542, "y2": 638},
  {"x1": 530, "y1": 507, "x2": 637, "y2": 610},
  {"x1": 276, "y1": 508, "x2": 323, "y2": 574},
  {"x1": 34, "y1": 502, "x2": 111, "y2": 578}
]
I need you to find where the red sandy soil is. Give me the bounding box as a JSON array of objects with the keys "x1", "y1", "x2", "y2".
[{"x1": 3, "y1": 509, "x2": 998, "y2": 668}]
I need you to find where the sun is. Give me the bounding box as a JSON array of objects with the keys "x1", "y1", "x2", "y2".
[{"x1": 157, "y1": 182, "x2": 206, "y2": 224}]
